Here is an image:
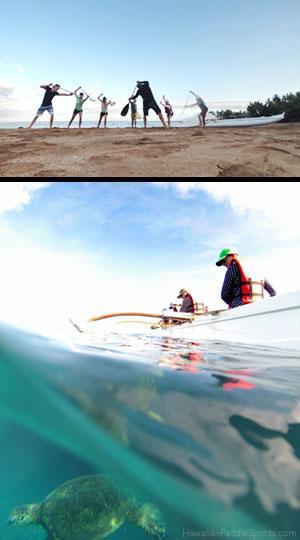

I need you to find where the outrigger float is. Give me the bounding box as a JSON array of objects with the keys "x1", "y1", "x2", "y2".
[{"x1": 70, "y1": 290, "x2": 300, "y2": 351}]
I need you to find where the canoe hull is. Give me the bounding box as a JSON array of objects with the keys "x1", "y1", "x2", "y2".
[{"x1": 156, "y1": 291, "x2": 300, "y2": 350}]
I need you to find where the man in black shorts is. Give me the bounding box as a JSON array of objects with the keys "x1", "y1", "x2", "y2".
[
  {"x1": 28, "y1": 84, "x2": 73, "y2": 128},
  {"x1": 129, "y1": 81, "x2": 168, "y2": 128}
]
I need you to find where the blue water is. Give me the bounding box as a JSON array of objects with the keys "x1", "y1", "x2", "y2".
[
  {"x1": 0, "y1": 121, "x2": 162, "y2": 129},
  {"x1": 1, "y1": 320, "x2": 300, "y2": 540}
]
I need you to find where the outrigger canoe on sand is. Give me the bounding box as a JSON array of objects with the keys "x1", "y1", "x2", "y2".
[
  {"x1": 74, "y1": 290, "x2": 300, "y2": 351},
  {"x1": 173, "y1": 112, "x2": 285, "y2": 128}
]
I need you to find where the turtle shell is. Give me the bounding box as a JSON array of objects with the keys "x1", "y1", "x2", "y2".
[{"x1": 41, "y1": 475, "x2": 129, "y2": 540}]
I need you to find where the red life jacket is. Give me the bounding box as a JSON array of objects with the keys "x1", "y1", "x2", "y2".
[{"x1": 230, "y1": 256, "x2": 264, "y2": 304}]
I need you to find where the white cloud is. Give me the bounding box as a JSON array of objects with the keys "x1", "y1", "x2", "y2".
[
  {"x1": 0, "y1": 84, "x2": 14, "y2": 98},
  {"x1": 12, "y1": 64, "x2": 27, "y2": 74},
  {"x1": 0, "y1": 182, "x2": 51, "y2": 214},
  {"x1": 158, "y1": 182, "x2": 300, "y2": 241}
]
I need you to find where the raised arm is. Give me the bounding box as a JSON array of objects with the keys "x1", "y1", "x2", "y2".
[
  {"x1": 97, "y1": 93, "x2": 103, "y2": 101},
  {"x1": 130, "y1": 89, "x2": 140, "y2": 100},
  {"x1": 40, "y1": 84, "x2": 52, "y2": 89}
]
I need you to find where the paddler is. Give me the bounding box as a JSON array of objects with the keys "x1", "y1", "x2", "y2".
[
  {"x1": 68, "y1": 87, "x2": 89, "y2": 128},
  {"x1": 28, "y1": 83, "x2": 73, "y2": 129},
  {"x1": 216, "y1": 247, "x2": 276, "y2": 309},
  {"x1": 160, "y1": 95, "x2": 174, "y2": 127},
  {"x1": 129, "y1": 81, "x2": 168, "y2": 129},
  {"x1": 186, "y1": 91, "x2": 208, "y2": 127},
  {"x1": 177, "y1": 288, "x2": 195, "y2": 313}
]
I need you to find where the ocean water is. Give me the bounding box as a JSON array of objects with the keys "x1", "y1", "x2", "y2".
[
  {"x1": 0, "y1": 120, "x2": 169, "y2": 129},
  {"x1": 1, "y1": 319, "x2": 300, "y2": 540}
]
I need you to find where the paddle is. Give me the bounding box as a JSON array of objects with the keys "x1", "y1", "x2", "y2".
[
  {"x1": 59, "y1": 86, "x2": 73, "y2": 95},
  {"x1": 120, "y1": 103, "x2": 130, "y2": 117},
  {"x1": 121, "y1": 84, "x2": 137, "y2": 117}
]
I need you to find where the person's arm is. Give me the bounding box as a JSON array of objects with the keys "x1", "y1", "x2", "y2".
[
  {"x1": 40, "y1": 84, "x2": 51, "y2": 89},
  {"x1": 97, "y1": 93, "x2": 103, "y2": 101},
  {"x1": 263, "y1": 279, "x2": 276, "y2": 297},
  {"x1": 83, "y1": 96, "x2": 89, "y2": 103},
  {"x1": 130, "y1": 89, "x2": 140, "y2": 100},
  {"x1": 58, "y1": 92, "x2": 73, "y2": 96}
]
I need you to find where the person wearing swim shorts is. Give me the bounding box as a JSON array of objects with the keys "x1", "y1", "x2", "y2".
[
  {"x1": 28, "y1": 84, "x2": 73, "y2": 128},
  {"x1": 68, "y1": 87, "x2": 89, "y2": 128},
  {"x1": 129, "y1": 81, "x2": 168, "y2": 129},
  {"x1": 97, "y1": 94, "x2": 114, "y2": 128}
]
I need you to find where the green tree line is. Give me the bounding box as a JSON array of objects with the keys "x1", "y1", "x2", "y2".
[{"x1": 217, "y1": 91, "x2": 300, "y2": 119}]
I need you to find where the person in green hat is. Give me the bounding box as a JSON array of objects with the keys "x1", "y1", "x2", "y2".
[{"x1": 216, "y1": 247, "x2": 276, "y2": 309}]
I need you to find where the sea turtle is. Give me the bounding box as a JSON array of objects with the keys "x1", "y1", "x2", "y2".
[{"x1": 8, "y1": 474, "x2": 165, "y2": 540}]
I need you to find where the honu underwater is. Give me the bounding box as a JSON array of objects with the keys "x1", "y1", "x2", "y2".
[{"x1": 0, "y1": 318, "x2": 300, "y2": 540}]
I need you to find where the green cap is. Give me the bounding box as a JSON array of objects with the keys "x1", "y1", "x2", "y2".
[{"x1": 216, "y1": 247, "x2": 238, "y2": 266}]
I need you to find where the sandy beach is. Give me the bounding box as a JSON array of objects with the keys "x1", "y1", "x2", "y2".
[{"x1": 0, "y1": 123, "x2": 299, "y2": 177}]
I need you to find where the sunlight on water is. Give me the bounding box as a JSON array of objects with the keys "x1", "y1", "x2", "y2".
[{"x1": 1, "y1": 319, "x2": 300, "y2": 539}]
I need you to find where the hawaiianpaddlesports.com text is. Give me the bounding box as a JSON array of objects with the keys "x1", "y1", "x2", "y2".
[{"x1": 182, "y1": 529, "x2": 296, "y2": 538}]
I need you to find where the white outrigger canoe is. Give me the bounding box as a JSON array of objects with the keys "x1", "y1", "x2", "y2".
[
  {"x1": 154, "y1": 290, "x2": 300, "y2": 350},
  {"x1": 172, "y1": 112, "x2": 285, "y2": 128},
  {"x1": 80, "y1": 290, "x2": 300, "y2": 351}
]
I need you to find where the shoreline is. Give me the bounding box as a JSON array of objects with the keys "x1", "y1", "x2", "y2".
[{"x1": 0, "y1": 123, "x2": 299, "y2": 178}]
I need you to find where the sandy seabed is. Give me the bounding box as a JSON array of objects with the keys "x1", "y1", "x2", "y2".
[{"x1": 0, "y1": 123, "x2": 299, "y2": 178}]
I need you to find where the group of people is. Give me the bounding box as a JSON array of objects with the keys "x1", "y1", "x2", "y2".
[
  {"x1": 28, "y1": 84, "x2": 115, "y2": 129},
  {"x1": 27, "y1": 81, "x2": 209, "y2": 129},
  {"x1": 172, "y1": 247, "x2": 277, "y2": 315}
]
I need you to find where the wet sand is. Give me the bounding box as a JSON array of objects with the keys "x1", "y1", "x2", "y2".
[{"x1": 0, "y1": 123, "x2": 299, "y2": 177}]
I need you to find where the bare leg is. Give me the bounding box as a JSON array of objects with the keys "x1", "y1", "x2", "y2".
[
  {"x1": 143, "y1": 115, "x2": 147, "y2": 128},
  {"x1": 198, "y1": 112, "x2": 202, "y2": 126},
  {"x1": 104, "y1": 115, "x2": 107, "y2": 128},
  {"x1": 79, "y1": 112, "x2": 82, "y2": 128},
  {"x1": 28, "y1": 115, "x2": 39, "y2": 128},
  {"x1": 68, "y1": 113, "x2": 76, "y2": 128},
  {"x1": 158, "y1": 112, "x2": 168, "y2": 129},
  {"x1": 201, "y1": 111, "x2": 206, "y2": 127},
  {"x1": 97, "y1": 116, "x2": 102, "y2": 128},
  {"x1": 50, "y1": 114, "x2": 54, "y2": 128}
]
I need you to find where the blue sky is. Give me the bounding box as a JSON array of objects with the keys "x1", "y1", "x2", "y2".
[
  {"x1": 1, "y1": 0, "x2": 299, "y2": 121},
  {"x1": 0, "y1": 181, "x2": 300, "y2": 330}
]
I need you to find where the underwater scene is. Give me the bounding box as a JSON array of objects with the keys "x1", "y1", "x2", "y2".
[{"x1": 0, "y1": 319, "x2": 300, "y2": 540}]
